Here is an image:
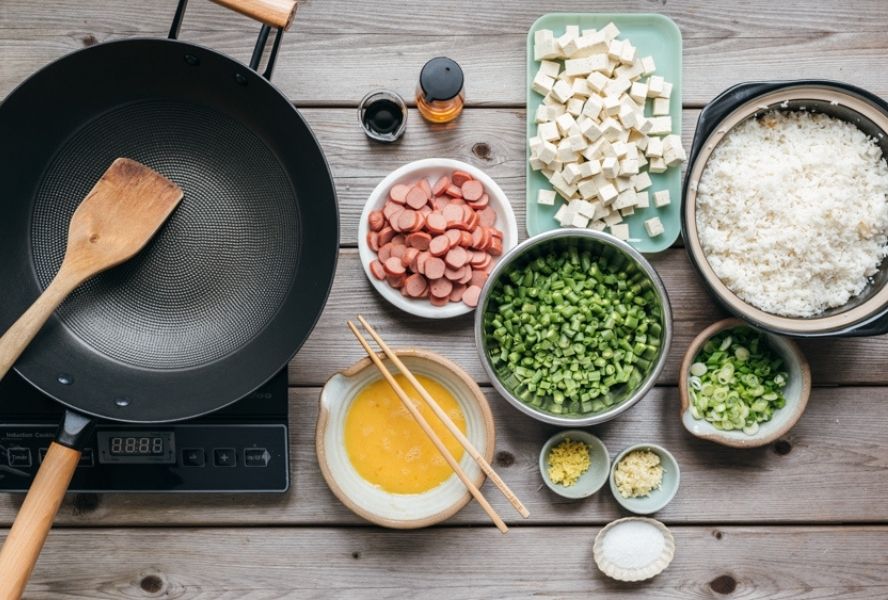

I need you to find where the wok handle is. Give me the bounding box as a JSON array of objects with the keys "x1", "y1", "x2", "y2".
[
  {"x1": 210, "y1": 0, "x2": 298, "y2": 30},
  {"x1": 0, "y1": 442, "x2": 81, "y2": 599},
  {"x1": 0, "y1": 272, "x2": 80, "y2": 381}
]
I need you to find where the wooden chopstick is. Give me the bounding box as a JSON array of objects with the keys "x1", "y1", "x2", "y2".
[
  {"x1": 357, "y1": 315, "x2": 531, "y2": 519},
  {"x1": 347, "y1": 321, "x2": 509, "y2": 534}
]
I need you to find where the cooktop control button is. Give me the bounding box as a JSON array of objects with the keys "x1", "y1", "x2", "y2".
[
  {"x1": 244, "y1": 448, "x2": 271, "y2": 467},
  {"x1": 7, "y1": 447, "x2": 32, "y2": 468},
  {"x1": 213, "y1": 448, "x2": 236, "y2": 467},
  {"x1": 181, "y1": 448, "x2": 205, "y2": 467}
]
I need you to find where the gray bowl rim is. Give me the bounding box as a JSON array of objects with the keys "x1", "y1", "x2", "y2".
[
  {"x1": 609, "y1": 442, "x2": 681, "y2": 514},
  {"x1": 474, "y1": 229, "x2": 673, "y2": 426}
]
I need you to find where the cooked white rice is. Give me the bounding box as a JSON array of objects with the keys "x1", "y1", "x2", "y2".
[{"x1": 696, "y1": 110, "x2": 888, "y2": 317}]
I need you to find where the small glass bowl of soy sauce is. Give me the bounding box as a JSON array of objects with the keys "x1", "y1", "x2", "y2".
[{"x1": 358, "y1": 90, "x2": 407, "y2": 143}]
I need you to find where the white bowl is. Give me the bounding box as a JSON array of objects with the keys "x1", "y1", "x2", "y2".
[
  {"x1": 358, "y1": 158, "x2": 519, "y2": 319},
  {"x1": 316, "y1": 349, "x2": 495, "y2": 528}
]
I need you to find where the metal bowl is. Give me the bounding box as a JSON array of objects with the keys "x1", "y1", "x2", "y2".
[
  {"x1": 682, "y1": 80, "x2": 888, "y2": 337},
  {"x1": 474, "y1": 229, "x2": 673, "y2": 426}
]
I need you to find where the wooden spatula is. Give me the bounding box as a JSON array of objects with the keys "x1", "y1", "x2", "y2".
[{"x1": 0, "y1": 158, "x2": 183, "y2": 380}]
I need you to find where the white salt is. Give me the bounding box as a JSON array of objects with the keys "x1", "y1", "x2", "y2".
[{"x1": 600, "y1": 520, "x2": 665, "y2": 569}]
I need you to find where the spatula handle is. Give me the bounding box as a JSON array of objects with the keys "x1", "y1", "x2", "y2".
[
  {"x1": 0, "y1": 272, "x2": 80, "y2": 381},
  {"x1": 0, "y1": 442, "x2": 81, "y2": 599}
]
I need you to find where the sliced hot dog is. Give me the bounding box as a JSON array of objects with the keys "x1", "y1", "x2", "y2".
[
  {"x1": 369, "y1": 260, "x2": 386, "y2": 280},
  {"x1": 367, "y1": 231, "x2": 379, "y2": 252},
  {"x1": 445, "y1": 184, "x2": 464, "y2": 198},
  {"x1": 403, "y1": 247, "x2": 419, "y2": 268},
  {"x1": 378, "y1": 243, "x2": 393, "y2": 262},
  {"x1": 368, "y1": 210, "x2": 385, "y2": 231},
  {"x1": 459, "y1": 267, "x2": 474, "y2": 285},
  {"x1": 459, "y1": 230, "x2": 473, "y2": 247},
  {"x1": 461, "y1": 180, "x2": 483, "y2": 202},
  {"x1": 479, "y1": 206, "x2": 496, "y2": 227},
  {"x1": 463, "y1": 284, "x2": 482, "y2": 307},
  {"x1": 470, "y1": 269, "x2": 488, "y2": 287},
  {"x1": 449, "y1": 283, "x2": 467, "y2": 302},
  {"x1": 386, "y1": 273, "x2": 406, "y2": 289},
  {"x1": 429, "y1": 234, "x2": 450, "y2": 257},
  {"x1": 406, "y1": 231, "x2": 432, "y2": 250},
  {"x1": 390, "y1": 183, "x2": 410, "y2": 204},
  {"x1": 468, "y1": 193, "x2": 489, "y2": 209},
  {"x1": 405, "y1": 273, "x2": 428, "y2": 298},
  {"x1": 451, "y1": 170, "x2": 473, "y2": 187},
  {"x1": 432, "y1": 175, "x2": 451, "y2": 196},
  {"x1": 429, "y1": 294, "x2": 449, "y2": 306},
  {"x1": 389, "y1": 244, "x2": 406, "y2": 260},
  {"x1": 405, "y1": 186, "x2": 428, "y2": 210},
  {"x1": 445, "y1": 229, "x2": 462, "y2": 246},
  {"x1": 445, "y1": 246, "x2": 468, "y2": 269},
  {"x1": 383, "y1": 256, "x2": 406, "y2": 276},
  {"x1": 424, "y1": 257, "x2": 446, "y2": 280},
  {"x1": 489, "y1": 236, "x2": 503, "y2": 256},
  {"x1": 429, "y1": 277, "x2": 454, "y2": 299},
  {"x1": 443, "y1": 204, "x2": 464, "y2": 226},
  {"x1": 426, "y1": 213, "x2": 447, "y2": 234},
  {"x1": 417, "y1": 178, "x2": 432, "y2": 199},
  {"x1": 378, "y1": 226, "x2": 395, "y2": 246}
]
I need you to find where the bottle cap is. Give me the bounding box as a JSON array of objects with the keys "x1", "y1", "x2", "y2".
[{"x1": 419, "y1": 57, "x2": 464, "y2": 102}]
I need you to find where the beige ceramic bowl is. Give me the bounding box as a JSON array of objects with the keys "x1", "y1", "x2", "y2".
[
  {"x1": 679, "y1": 318, "x2": 811, "y2": 448},
  {"x1": 316, "y1": 349, "x2": 495, "y2": 528}
]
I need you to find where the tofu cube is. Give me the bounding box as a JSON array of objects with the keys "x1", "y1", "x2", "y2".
[
  {"x1": 659, "y1": 81, "x2": 673, "y2": 99},
  {"x1": 653, "y1": 190, "x2": 671, "y2": 207},
  {"x1": 648, "y1": 156, "x2": 667, "y2": 173},
  {"x1": 664, "y1": 145, "x2": 687, "y2": 167},
  {"x1": 609, "y1": 223, "x2": 630, "y2": 240},
  {"x1": 603, "y1": 210, "x2": 623, "y2": 226},
  {"x1": 582, "y1": 96, "x2": 604, "y2": 119},
  {"x1": 604, "y1": 76, "x2": 632, "y2": 97},
  {"x1": 572, "y1": 31, "x2": 608, "y2": 57},
  {"x1": 579, "y1": 118, "x2": 604, "y2": 142},
  {"x1": 528, "y1": 135, "x2": 543, "y2": 155},
  {"x1": 629, "y1": 131, "x2": 649, "y2": 151},
  {"x1": 601, "y1": 156, "x2": 619, "y2": 179},
  {"x1": 579, "y1": 159, "x2": 601, "y2": 177},
  {"x1": 556, "y1": 112, "x2": 578, "y2": 135},
  {"x1": 624, "y1": 144, "x2": 638, "y2": 160},
  {"x1": 614, "y1": 189, "x2": 637, "y2": 209},
  {"x1": 632, "y1": 171, "x2": 653, "y2": 191},
  {"x1": 640, "y1": 56, "x2": 656, "y2": 75},
  {"x1": 566, "y1": 97, "x2": 585, "y2": 117},
  {"x1": 629, "y1": 82, "x2": 649, "y2": 104},
  {"x1": 619, "y1": 205, "x2": 635, "y2": 217},
  {"x1": 577, "y1": 178, "x2": 598, "y2": 200},
  {"x1": 588, "y1": 220, "x2": 607, "y2": 231},
  {"x1": 571, "y1": 78, "x2": 592, "y2": 98},
  {"x1": 551, "y1": 79, "x2": 573, "y2": 103},
  {"x1": 614, "y1": 176, "x2": 631, "y2": 192},
  {"x1": 556, "y1": 25, "x2": 580, "y2": 53},
  {"x1": 564, "y1": 55, "x2": 608, "y2": 77},
  {"x1": 606, "y1": 39, "x2": 624, "y2": 60},
  {"x1": 618, "y1": 105, "x2": 639, "y2": 129},
  {"x1": 598, "y1": 183, "x2": 618, "y2": 204},
  {"x1": 647, "y1": 76, "x2": 665, "y2": 97},
  {"x1": 532, "y1": 71, "x2": 556, "y2": 96},
  {"x1": 635, "y1": 116, "x2": 653, "y2": 134},
  {"x1": 646, "y1": 137, "x2": 664, "y2": 158},
  {"x1": 563, "y1": 162, "x2": 583, "y2": 185},
  {"x1": 586, "y1": 71, "x2": 610, "y2": 93},
  {"x1": 648, "y1": 116, "x2": 673, "y2": 135},
  {"x1": 535, "y1": 104, "x2": 551, "y2": 123},
  {"x1": 538, "y1": 60, "x2": 561, "y2": 78},
  {"x1": 619, "y1": 158, "x2": 639, "y2": 175},
  {"x1": 619, "y1": 43, "x2": 636, "y2": 65},
  {"x1": 603, "y1": 95, "x2": 622, "y2": 116},
  {"x1": 652, "y1": 97, "x2": 670, "y2": 116},
  {"x1": 600, "y1": 22, "x2": 621, "y2": 41},
  {"x1": 575, "y1": 199, "x2": 598, "y2": 218},
  {"x1": 644, "y1": 217, "x2": 665, "y2": 237},
  {"x1": 570, "y1": 212, "x2": 590, "y2": 228},
  {"x1": 538, "y1": 121, "x2": 560, "y2": 142},
  {"x1": 600, "y1": 118, "x2": 624, "y2": 141},
  {"x1": 537, "y1": 189, "x2": 557, "y2": 206},
  {"x1": 553, "y1": 203, "x2": 567, "y2": 223},
  {"x1": 547, "y1": 103, "x2": 566, "y2": 119},
  {"x1": 611, "y1": 141, "x2": 629, "y2": 158},
  {"x1": 635, "y1": 191, "x2": 650, "y2": 208},
  {"x1": 567, "y1": 134, "x2": 587, "y2": 152},
  {"x1": 535, "y1": 38, "x2": 561, "y2": 61},
  {"x1": 538, "y1": 141, "x2": 558, "y2": 164},
  {"x1": 615, "y1": 62, "x2": 643, "y2": 81}
]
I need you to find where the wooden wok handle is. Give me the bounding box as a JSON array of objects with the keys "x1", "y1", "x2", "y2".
[
  {"x1": 0, "y1": 442, "x2": 81, "y2": 599},
  {"x1": 210, "y1": 0, "x2": 298, "y2": 30},
  {"x1": 0, "y1": 271, "x2": 81, "y2": 381}
]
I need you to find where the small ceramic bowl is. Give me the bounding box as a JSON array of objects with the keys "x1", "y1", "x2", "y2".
[
  {"x1": 679, "y1": 318, "x2": 811, "y2": 448},
  {"x1": 609, "y1": 443, "x2": 680, "y2": 514},
  {"x1": 593, "y1": 517, "x2": 676, "y2": 582},
  {"x1": 316, "y1": 349, "x2": 495, "y2": 528},
  {"x1": 538, "y1": 430, "x2": 609, "y2": 499},
  {"x1": 358, "y1": 158, "x2": 518, "y2": 319}
]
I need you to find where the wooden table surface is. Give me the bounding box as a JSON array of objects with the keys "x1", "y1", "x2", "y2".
[{"x1": 2, "y1": 0, "x2": 888, "y2": 597}]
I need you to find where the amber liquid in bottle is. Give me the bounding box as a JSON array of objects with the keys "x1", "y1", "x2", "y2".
[{"x1": 416, "y1": 89, "x2": 465, "y2": 123}]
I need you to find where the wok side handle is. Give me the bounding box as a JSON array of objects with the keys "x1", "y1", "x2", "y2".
[{"x1": 0, "y1": 443, "x2": 81, "y2": 599}]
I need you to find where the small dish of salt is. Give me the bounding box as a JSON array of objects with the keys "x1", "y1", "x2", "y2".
[{"x1": 593, "y1": 517, "x2": 675, "y2": 582}]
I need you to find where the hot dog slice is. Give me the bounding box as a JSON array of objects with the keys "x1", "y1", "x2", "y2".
[
  {"x1": 451, "y1": 170, "x2": 473, "y2": 187},
  {"x1": 429, "y1": 277, "x2": 454, "y2": 299},
  {"x1": 405, "y1": 186, "x2": 428, "y2": 210},
  {"x1": 461, "y1": 180, "x2": 483, "y2": 202},
  {"x1": 390, "y1": 184, "x2": 410, "y2": 204},
  {"x1": 463, "y1": 285, "x2": 482, "y2": 307},
  {"x1": 369, "y1": 260, "x2": 386, "y2": 280},
  {"x1": 424, "y1": 257, "x2": 446, "y2": 280}
]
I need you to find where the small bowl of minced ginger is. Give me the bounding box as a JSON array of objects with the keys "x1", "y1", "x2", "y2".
[{"x1": 539, "y1": 430, "x2": 610, "y2": 499}]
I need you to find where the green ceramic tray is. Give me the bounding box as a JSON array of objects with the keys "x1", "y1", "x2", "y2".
[{"x1": 526, "y1": 13, "x2": 683, "y2": 253}]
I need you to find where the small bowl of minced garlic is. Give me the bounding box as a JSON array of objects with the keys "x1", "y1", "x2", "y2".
[
  {"x1": 539, "y1": 430, "x2": 610, "y2": 499},
  {"x1": 609, "y1": 443, "x2": 680, "y2": 514}
]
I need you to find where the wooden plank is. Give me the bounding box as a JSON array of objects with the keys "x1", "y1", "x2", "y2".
[
  {"x1": 2, "y1": 385, "x2": 885, "y2": 526},
  {"x1": 1, "y1": 1, "x2": 887, "y2": 105},
  {"x1": 10, "y1": 526, "x2": 888, "y2": 598}
]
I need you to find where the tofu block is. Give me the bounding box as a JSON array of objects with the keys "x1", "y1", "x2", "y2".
[
  {"x1": 598, "y1": 183, "x2": 618, "y2": 204},
  {"x1": 652, "y1": 97, "x2": 670, "y2": 116},
  {"x1": 535, "y1": 104, "x2": 551, "y2": 124},
  {"x1": 648, "y1": 156, "x2": 667, "y2": 173},
  {"x1": 529, "y1": 157, "x2": 545, "y2": 171},
  {"x1": 635, "y1": 190, "x2": 650, "y2": 208},
  {"x1": 603, "y1": 210, "x2": 623, "y2": 226},
  {"x1": 564, "y1": 55, "x2": 609, "y2": 77},
  {"x1": 646, "y1": 137, "x2": 663, "y2": 158},
  {"x1": 619, "y1": 158, "x2": 639, "y2": 175},
  {"x1": 582, "y1": 96, "x2": 604, "y2": 119},
  {"x1": 571, "y1": 78, "x2": 592, "y2": 98},
  {"x1": 600, "y1": 22, "x2": 620, "y2": 41},
  {"x1": 563, "y1": 162, "x2": 583, "y2": 185},
  {"x1": 611, "y1": 141, "x2": 629, "y2": 158},
  {"x1": 609, "y1": 223, "x2": 630, "y2": 240},
  {"x1": 556, "y1": 112, "x2": 578, "y2": 136},
  {"x1": 551, "y1": 79, "x2": 573, "y2": 103},
  {"x1": 528, "y1": 135, "x2": 543, "y2": 155},
  {"x1": 537, "y1": 189, "x2": 557, "y2": 205},
  {"x1": 577, "y1": 178, "x2": 598, "y2": 200},
  {"x1": 647, "y1": 75, "x2": 665, "y2": 97},
  {"x1": 579, "y1": 119, "x2": 604, "y2": 143},
  {"x1": 538, "y1": 141, "x2": 558, "y2": 164},
  {"x1": 618, "y1": 105, "x2": 639, "y2": 129},
  {"x1": 632, "y1": 171, "x2": 653, "y2": 192},
  {"x1": 640, "y1": 56, "x2": 656, "y2": 75},
  {"x1": 540, "y1": 121, "x2": 562, "y2": 143},
  {"x1": 532, "y1": 71, "x2": 556, "y2": 96},
  {"x1": 586, "y1": 71, "x2": 610, "y2": 93},
  {"x1": 578, "y1": 159, "x2": 601, "y2": 177},
  {"x1": 619, "y1": 43, "x2": 636, "y2": 65},
  {"x1": 619, "y1": 205, "x2": 635, "y2": 217},
  {"x1": 553, "y1": 203, "x2": 567, "y2": 223},
  {"x1": 575, "y1": 199, "x2": 598, "y2": 218},
  {"x1": 614, "y1": 189, "x2": 637, "y2": 210},
  {"x1": 538, "y1": 60, "x2": 561, "y2": 78},
  {"x1": 566, "y1": 97, "x2": 585, "y2": 117},
  {"x1": 634, "y1": 116, "x2": 653, "y2": 135},
  {"x1": 556, "y1": 25, "x2": 580, "y2": 54},
  {"x1": 629, "y1": 82, "x2": 649, "y2": 104},
  {"x1": 601, "y1": 156, "x2": 619, "y2": 179},
  {"x1": 600, "y1": 117, "x2": 623, "y2": 141},
  {"x1": 535, "y1": 38, "x2": 561, "y2": 61},
  {"x1": 571, "y1": 31, "x2": 608, "y2": 57},
  {"x1": 603, "y1": 95, "x2": 621, "y2": 116},
  {"x1": 569, "y1": 212, "x2": 590, "y2": 228},
  {"x1": 588, "y1": 220, "x2": 607, "y2": 231},
  {"x1": 659, "y1": 81, "x2": 673, "y2": 99},
  {"x1": 604, "y1": 76, "x2": 632, "y2": 97},
  {"x1": 606, "y1": 39, "x2": 624, "y2": 60},
  {"x1": 556, "y1": 146, "x2": 579, "y2": 163},
  {"x1": 615, "y1": 62, "x2": 643, "y2": 81},
  {"x1": 567, "y1": 134, "x2": 587, "y2": 152},
  {"x1": 644, "y1": 217, "x2": 664, "y2": 237},
  {"x1": 648, "y1": 116, "x2": 673, "y2": 135},
  {"x1": 653, "y1": 189, "x2": 671, "y2": 207}
]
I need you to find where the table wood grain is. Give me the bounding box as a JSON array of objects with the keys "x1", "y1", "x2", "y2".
[{"x1": 1, "y1": 0, "x2": 887, "y2": 597}]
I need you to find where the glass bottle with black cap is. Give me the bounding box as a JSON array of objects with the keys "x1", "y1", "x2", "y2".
[{"x1": 416, "y1": 57, "x2": 465, "y2": 123}]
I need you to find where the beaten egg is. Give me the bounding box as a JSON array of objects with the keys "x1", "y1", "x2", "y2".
[{"x1": 345, "y1": 374, "x2": 466, "y2": 494}]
